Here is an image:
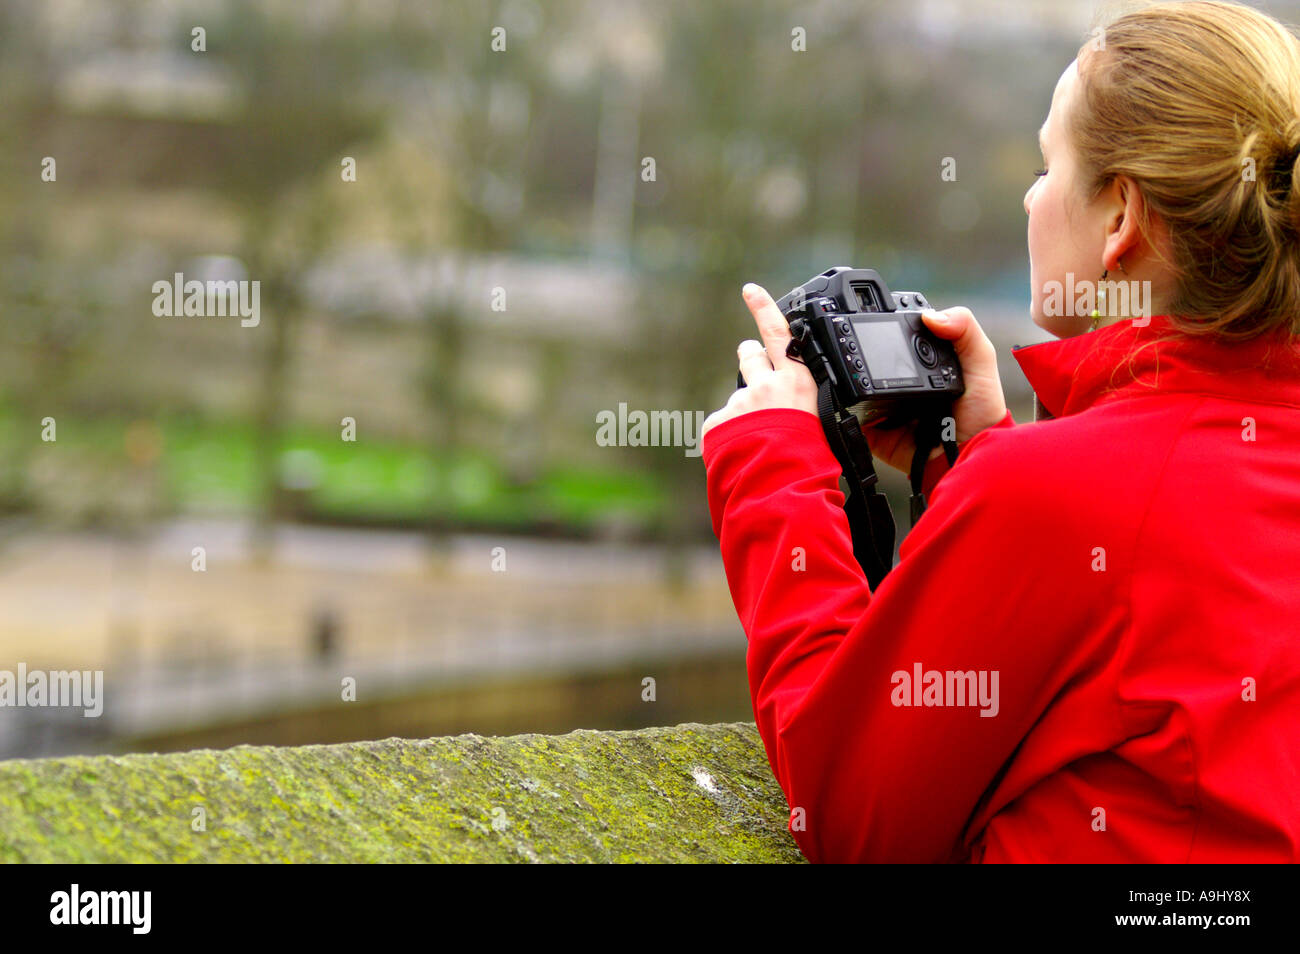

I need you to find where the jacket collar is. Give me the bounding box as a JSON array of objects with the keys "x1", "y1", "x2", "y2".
[{"x1": 1010, "y1": 313, "x2": 1300, "y2": 419}]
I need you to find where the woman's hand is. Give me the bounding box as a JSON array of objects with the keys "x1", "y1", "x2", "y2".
[
  {"x1": 862, "y1": 306, "x2": 1008, "y2": 475},
  {"x1": 701, "y1": 283, "x2": 819, "y2": 442},
  {"x1": 700, "y1": 287, "x2": 1008, "y2": 470}
]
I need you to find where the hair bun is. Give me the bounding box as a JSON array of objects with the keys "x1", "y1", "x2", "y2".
[
  {"x1": 1073, "y1": 1, "x2": 1300, "y2": 339},
  {"x1": 1269, "y1": 127, "x2": 1300, "y2": 205},
  {"x1": 1276, "y1": 118, "x2": 1300, "y2": 168}
]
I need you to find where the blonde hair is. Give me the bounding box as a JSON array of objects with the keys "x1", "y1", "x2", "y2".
[{"x1": 1072, "y1": 0, "x2": 1300, "y2": 340}]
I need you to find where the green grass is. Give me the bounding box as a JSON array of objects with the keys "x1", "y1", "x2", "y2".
[{"x1": 0, "y1": 407, "x2": 669, "y2": 532}]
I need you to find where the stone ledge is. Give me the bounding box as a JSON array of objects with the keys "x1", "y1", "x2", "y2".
[{"x1": 0, "y1": 721, "x2": 804, "y2": 863}]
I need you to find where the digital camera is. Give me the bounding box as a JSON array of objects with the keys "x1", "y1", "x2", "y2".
[{"x1": 772, "y1": 266, "x2": 964, "y2": 428}]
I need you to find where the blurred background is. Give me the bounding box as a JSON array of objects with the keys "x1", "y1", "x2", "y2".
[{"x1": 2, "y1": 0, "x2": 1276, "y2": 758}]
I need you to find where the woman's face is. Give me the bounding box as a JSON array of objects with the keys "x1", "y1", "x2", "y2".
[{"x1": 1024, "y1": 58, "x2": 1110, "y2": 338}]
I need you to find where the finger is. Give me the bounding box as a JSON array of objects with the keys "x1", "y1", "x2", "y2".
[
  {"x1": 742, "y1": 283, "x2": 793, "y2": 369},
  {"x1": 920, "y1": 306, "x2": 995, "y2": 363},
  {"x1": 737, "y1": 338, "x2": 773, "y2": 385}
]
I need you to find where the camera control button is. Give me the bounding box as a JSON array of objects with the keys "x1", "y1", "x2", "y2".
[
  {"x1": 846, "y1": 340, "x2": 858, "y2": 352},
  {"x1": 914, "y1": 336, "x2": 938, "y2": 368},
  {"x1": 929, "y1": 374, "x2": 945, "y2": 388},
  {"x1": 899, "y1": 294, "x2": 912, "y2": 307},
  {"x1": 853, "y1": 358, "x2": 864, "y2": 371}
]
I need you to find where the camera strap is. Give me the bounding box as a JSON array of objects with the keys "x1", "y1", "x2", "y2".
[
  {"x1": 815, "y1": 379, "x2": 896, "y2": 590},
  {"x1": 907, "y1": 409, "x2": 960, "y2": 524},
  {"x1": 814, "y1": 379, "x2": 959, "y2": 590},
  {"x1": 735, "y1": 339, "x2": 958, "y2": 589}
]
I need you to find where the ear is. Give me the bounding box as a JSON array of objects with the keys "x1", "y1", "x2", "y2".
[{"x1": 1100, "y1": 174, "x2": 1148, "y2": 270}]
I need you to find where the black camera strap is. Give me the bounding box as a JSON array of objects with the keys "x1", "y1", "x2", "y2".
[
  {"x1": 815, "y1": 380, "x2": 959, "y2": 590},
  {"x1": 907, "y1": 409, "x2": 960, "y2": 523},
  {"x1": 735, "y1": 331, "x2": 958, "y2": 590},
  {"x1": 815, "y1": 379, "x2": 896, "y2": 590}
]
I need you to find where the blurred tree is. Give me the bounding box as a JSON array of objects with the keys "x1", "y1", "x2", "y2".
[{"x1": 213, "y1": 2, "x2": 383, "y2": 554}]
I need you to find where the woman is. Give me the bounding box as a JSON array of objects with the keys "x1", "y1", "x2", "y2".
[{"x1": 701, "y1": 0, "x2": 1300, "y2": 863}]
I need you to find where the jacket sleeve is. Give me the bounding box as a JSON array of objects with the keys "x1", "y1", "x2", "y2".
[{"x1": 702, "y1": 405, "x2": 1098, "y2": 862}]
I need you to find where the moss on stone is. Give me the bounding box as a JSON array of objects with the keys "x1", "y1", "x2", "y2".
[{"x1": 0, "y1": 722, "x2": 804, "y2": 863}]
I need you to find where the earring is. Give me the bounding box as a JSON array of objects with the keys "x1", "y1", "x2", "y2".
[{"x1": 1090, "y1": 268, "x2": 1109, "y2": 331}]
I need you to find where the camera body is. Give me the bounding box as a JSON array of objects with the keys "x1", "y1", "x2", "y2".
[{"x1": 775, "y1": 266, "x2": 964, "y2": 428}]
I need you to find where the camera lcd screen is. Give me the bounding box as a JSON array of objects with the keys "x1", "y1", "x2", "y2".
[{"x1": 853, "y1": 321, "x2": 915, "y2": 380}]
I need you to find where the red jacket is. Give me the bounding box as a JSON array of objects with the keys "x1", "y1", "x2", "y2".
[{"x1": 703, "y1": 314, "x2": 1300, "y2": 862}]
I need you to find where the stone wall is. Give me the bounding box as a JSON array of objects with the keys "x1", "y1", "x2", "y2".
[{"x1": 0, "y1": 721, "x2": 804, "y2": 863}]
